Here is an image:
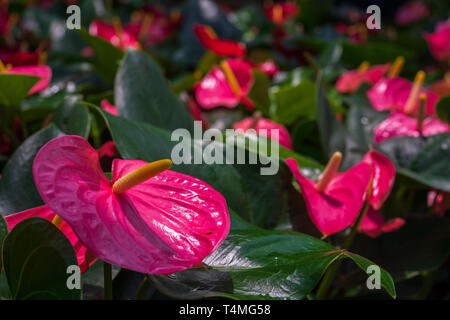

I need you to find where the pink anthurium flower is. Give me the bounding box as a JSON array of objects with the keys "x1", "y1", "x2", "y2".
[
  {"x1": 32, "y1": 135, "x2": 230, "y2": 274},
  {"x1": 5, "y1": 205, "x2": 97, "y2": 273},
  {"x1": 0, "y1": 61, "x2": 52, "y2": 95},
  {"x1": 193, "y1": 24, "x2": 246, "y2": 58},
  {"x1": 286, "y1": 152, "x2": 371, "y2": 236},
  {"x1": 362, "y1": 149, "x2": 396, "y2": 210},
  {"x1": 358, "y1": 207, "x2": 405, "y2": 237},
  {"x1": 424, "y1": 19, "x2": 450, "y2": 63},
  {"x1": 89, "y1": 19, "x2": 141, "y2": 51},
  {"x1": 195, "y1": 58, "x2": 254, "y2": 110},
  {"x1": 254, "y1": 60, "x2": 279, "y2": 77},
  {"x1": 427, "y1": 190, "x2": 450, "y2": 216},
  {"x1": 101, "y1": 99, "x2": 118, "y2": 116},
  {"x1": 395, "y1": 1, "x2": 429, "y2": 26},
  {"x1": 233, "y1": 112, "x2": 293, "y2": 150},
  {"x1": 336, "y1": 61, "x2": 390, "y2": 93},
  {"x1": 367, "y1": 72, "x2": 438, "y2": 116},
  {"x1": 263, "y1": 2, "x2": 299, "y2": 25},
  {"x1": 0, "y1": 50, "x2": 41, "y2": 67},
  {"x1": 374, "y1": 111, "x2": 450, "y2": 144}
]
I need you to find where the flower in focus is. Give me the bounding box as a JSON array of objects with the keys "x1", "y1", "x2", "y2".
[
  {"x1": 233, "y1": 112, "x2": 293, "y2": 150},
  {"x1": 32, "y1": 135, "x2": 230, "y2": 274},
  {"x1": 195, "y1": 58, "x2": 254, "y2": 110},
  {"x1": 5, "y1": 205, "x2": 97, "y2": 273},
  {"x1": 335, "y1": 61, "x2": 390, "y2": 93},
  {"x1": 423, "y1": 19, "x2": 450, "y2": 63},
  {"x1": 263, "y1": 1, "x2": 299, "y2": 25},
  {"x1": 89, "y1": 19, "x2": 141, "y2": 51},
  {"x1": 193, "y1": 24, "x2": 246, "y2": 58},
  {"x1": 286, "y1": 152, "x2": 371, "y2": 236},
  {"x1": 395, "y1": 1, "x2": 429, "y2": 26},
  {"x1": 358, "y1": 207, "x2": 405, "y2": 237}
]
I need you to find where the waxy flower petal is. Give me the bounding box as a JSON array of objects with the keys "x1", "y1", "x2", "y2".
[
  {"x1": 233, "y1": 117, "x2": 293, "y2": 150},
  {"x1": 193, "y1": 24, "x2": 246, "y2": 58},
  {"x1": 5, "y1": 205, "x2": 97, "y2": 273},
  {"x1": 362, "y1": 150, "x2": 396, "y2": 210},
  {"x1": 336, "y1": 64, "x2": 390, "y2": 93},
  {"x1": 6, "y1": 65, "x2": 52, "y2": 95},
  {"x1": 374, "y1": 111, "x2": 450, "y2": 144},
  {"x1": 33, "y1": 135, "x2": 230, "y2": 274},
  {"x1": 424, "y1": 19, "x2": 450, "y2": 62},
  {"x1": 195, "y1": 59, "x2": 253, "y2": 109},
  {"x1": 89, "y1": 20, "x2": 140, "y2": 50},
  {"x1": 367, "y1": 77, "x2": 438, "y2": 116},
  {"x1": 101, "y1": 99, "x2": 118, "y2": 115},
  {"x1": 359, "y1": 207, "x2": 405, "y2": 237},
  {"x1": 286, "y1": 158, "x2": 371, "y2": 236}
]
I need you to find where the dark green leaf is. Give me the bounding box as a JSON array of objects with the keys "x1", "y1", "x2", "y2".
[
  {"x1": 0, "y1": 74, "x2": 40, "y2": 108},
  {"x1": 53, "y1": 97, "x2": 91, "y2": 138},
  {"x1": 436, "y1": 95, "x2": 450, "y2": 125},
  {"x1": 247, "y1": 70, "x2": 271, "y2": 116}
]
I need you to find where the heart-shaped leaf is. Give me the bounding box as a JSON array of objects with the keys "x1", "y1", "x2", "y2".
[{"x1": 0, "y1": 73, "x2": 40, "y2": 108}]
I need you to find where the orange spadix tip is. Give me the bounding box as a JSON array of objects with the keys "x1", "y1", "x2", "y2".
[
  {"x1": 273, "y1": 4, "x2": 284, "y2": 24},
  {"x1": 205, "y1": 26, "x2": 218, "y2": 39},
  {"x1": 405, "y1": 70, "x2": 426, "y2": 115},
  {"x1": 316, "y1": 151, "x2": 342, "y2": 193},
  {"x1": 358, "y1": 61, "x2": 370, "y2": 73},
  {"x1": 388, "y1": 56, "x2": 405, "y2": 78},
  {"x1": 220, "y1": 60, "x2": 241, "y2": 97},
  {"x1": 112, "y1": 159, "x2": 173, "y2": 194},
  {"x1": 52, "y1": 215, "x2": 63, "y2": 228}
]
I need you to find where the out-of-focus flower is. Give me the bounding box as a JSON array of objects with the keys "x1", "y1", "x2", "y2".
[
  {"x1": 254, "y1": 60, "x2": 279, "y2": 77},
  {"x1": 263, "y1": 1, "x2": 299, "y2": 25},
  {"x1": 233, "y1": 112, "x2": 293, "y2": 150},
  {"x1": 428, "y1": 73, "x2": 450, "y2": 97},
  {"x1": 424, "y1": 19, "x2": 450, "y2": 63},
  {"x1": 33, "y1": 135, "x2": 230, "y2": 274},
  {"x1": 0, "y1": 50, "x2": 41, "y2": 67},
  {"x1": 97, "y1": 140, "x2": 119, "y2": 172},
  {"x1": 195, "y1": 58, "x2": 254, "y2": 110},
  {"x1": 395, "y1": 1, "x2": 429, "y2": 26},
  {"x1": 186, "y1": 96, "x2": 209, "y2": 130},
  {"x1": 0, "y1": 61, "x2": 52, "y2": 95},
  {"x1": 5, "y1": 205, "x2": 97, "y2": 273},
  {"x1": 89, "y1": 19, "x2": 141, "y2": 51},
  {"x1": 336, "y1": 61, "x2": 390, "y2": 93},
  {"x1": 193, "y1": 24, "x2": 246, "y2": 58},
  {"x1": 374, "y1": 111, "x2": 450, "y2": 144},
  {"x1": 286, "y1": 152, "x2": 371, "y2": 236},
  {"x1": 427, "y1": 190, "x2": 450, "y2": 216},
  {"x1": 335, "y1": 23, "x2": 369, "y2": 44},
  {"x1": 358, "y1": 207, "x2": 405, "y2": 237},
  {"x1": 101, "y1": 99, "x2": 118, "y2": 116}
]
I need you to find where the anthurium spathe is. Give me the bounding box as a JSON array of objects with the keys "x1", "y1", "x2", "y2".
[
  {"x1": 394, "y1": 1, "x2": 429, "y2": 26},
  {"x1": 358, "y1": 207, "x2": 405, "y2": 237},
  {"x1": 335, "y1": 61, "x2": 390, "y2": 93},
  {"x1": 424, "y1": 19, "x2": 450, "y2": 63},
  {"x1": 233, "y1": 112, "x2": 293, "y2": 150},
  {"x1": 195, "y1": 58, "x2": 254, "y2": 110},
  {"x1": 32, "y1": 135, "x2": 230, "y2": 274},
  {"x1": 101, "y1": 99, "x2": 118, "y2": 116},
  {"x1": 263, "y1": 1, "x2": 299, "y2": 25},
  {"x1": 374, "y1": 111, "x2": 450, "y2": 144},
  {"x1": 286, "y1": 153, "x2": 371, "y2": 236},
  {"x1": 0, "y1": 61, "x2": 52, "y2": 95},
  {"x1": 193, "y1": 24, "x2": 246, "y2": 58},
  {"x1": 89, "y1": 19, "x2": 141, "y2": 51},
  {"x1": 4, "y1": 205, "x2": 97, "y2": 273}
]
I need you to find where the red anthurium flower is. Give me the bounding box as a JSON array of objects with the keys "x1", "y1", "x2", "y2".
[
  {"x1": 367, "y1": 72, "x2": 438, "y2": 116},
  {"x1": 358, "y1": 207, "x2": 405, "y2": 237},
  {"x1": 336, "y1": 61, "x2": 390, "y2": 93},
  {"x1": 362, "y1": 149, "x2": 396, "y2": 210},
  {"x1": 0, "y1": 50, "x2": 41, "y2": 67},
  {"x1": 428, "y1": 190, "x2": 450, "y2": 216},
  {"x1": 5, "y1": 205, "x2": 97, "y2": 273},
  {"x1": 263, "y1": 2, "x2": 299, "y2": 25},
  {"x1": 89, "y1": 19, "x2": 141, "y2": 51},
  {"x1": 233, "y1": 112, "x2": 293, "y2": 150},
  {"x1": 0, "y1": 61, "x2": 52, "y2": 95},
  {"x1": 32, "y1": 135, "x2": 230, "y2": 274},
  {"x1": 195, "y1": 58, "x2": 254, "y2": 110},
  {"x1": 395, "y1": 1, "x2": 429, "y2": 26},
  {"x1": 374, "y1": 111, "x2": 450, "y2": 144},
  {"x1": 286, "y1": 152, "x2": 371, "y2": 236},
  {"x1": 193, "y1": 24, "x2": 246, "y2": 58},
  {"x1": 424, "y1": 19, "x2": 450, "y2": 63},
  {"x1": 101, "y1": 99, "x2": 118, "y2": 116}
]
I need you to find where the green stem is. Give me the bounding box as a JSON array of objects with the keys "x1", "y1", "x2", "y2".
[
  {"x1": 135, "y1": 275, "x2": 150, "y2": 300},
  {"x1": 316, "y1": 201, "x2": 370, "y2": 299},
  {"x1": 104, "y1": 261, "x2": 113, "y2": 300}
]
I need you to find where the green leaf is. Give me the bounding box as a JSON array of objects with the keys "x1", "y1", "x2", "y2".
[
  {"x1": 114, "y1": 50, "x2": 194, "y2": 132},
  {"x1": 3, "y1": 218, "x2": 80, "y2": 300},
  {"x1": 247, "y1": 70, "x2": 271, "y2": 116},
  {"x1": 273, "y1": 79, "x2": 317, "y2": 125},
  {"x1": 376, "y1": 132, "x2": 450, "y2": 192},
  {"x1": 53, "y1": 97, "x2": 91, "y2": 138},
  {"x1": 79, "y1": 28, "x2": 124, "y2": 86},
  {"x1": 436, "y1": 95, "x2": 450, "y2": 125},
  {"x1": 0, "y1": 73, "x2": 40, "y2": 108},
  {"x1": 0, "y1": 126, "x2": 64, "y2": 215},
  {"x1": 0, "y1": 215, "x2": 8, "y2": 272}
]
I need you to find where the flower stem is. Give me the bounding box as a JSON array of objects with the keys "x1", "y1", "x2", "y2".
[
  {"x1": 104, "y1": 261, "x2": 113, "y2": 300},
  {"x1": 135, "y1": 275, "x2": 150, "y2": 300},
  {"x1": 315, "y1": 201, "x2": 370, "y2": 299}
]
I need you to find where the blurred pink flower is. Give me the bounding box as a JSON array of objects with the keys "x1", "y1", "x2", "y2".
[
  {"x1": 89, "y1": 20, "x2": 141, "y2": 51},
  {"x1": 263, "y1": 2, "x2": 299, "y2": 25},
  {"x1": 427, "y1": 190, "x2": 450, "y2": 216},
  {"x1": 101, "y1": 99, "x2": 118, "y2": 116},
  {"x1": 424, "y1": 19, "x2": 450, "y2": 63},
  {"x1": 395, "y1": 1, "x2": 429, "y2": 26},
  {"x1": 336, "y1": 63, "x2": 390, "y2": 93},
  {"x1": 194, "y1": 24, "x2": 246, "y2": 58}
]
